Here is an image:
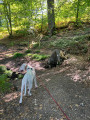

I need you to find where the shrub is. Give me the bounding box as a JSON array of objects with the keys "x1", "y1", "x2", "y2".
[
  {"x1": 0, "y1": 65, "x2": 7, "y2": 74},
  {"x1": 15, "y1": 29, "x2": 28, "y2": 36},
  {"x1": 35, "y1": 50, "x2": 40, "y2": 53},
  {"x1": 0, "y1": 74, "x2": 11, "y2": 93},
  {"x1": 82, "y1": 46, "x2": 88, "y2": 53},
  {"x1": 5, "y1": 70, "x2": 12, "y2": 77},
  {"x1": 32, "y1": 43, "x2": 39, "y2": 49},
  {"x1": 26, "y1": 53, "x2": 32, "y2": 57},
  {"x1": 18, "y1": 74, "x2": 24, "y2": 79},
  {"x1": 88, "y1": 56, "x2": 90, "y2": 61},
  {"x1": 51, "y1": 35, "x2": 57, "y2": 39},
  {"x1": 25, "y1": 49, "x2": 31, "y2": 53},
  {"x1": 42, "y1": 36, "x2": 49, "y2": 41},
  {"x1": 13, "y1": 52, "x2": 24, "y2": 58},
  {"x1": 50, "y1": 38, "x2": 71, "y2": 48}
]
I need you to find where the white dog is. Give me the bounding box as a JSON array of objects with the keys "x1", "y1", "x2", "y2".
[{"x1": 19, "y1": 63, "x2": 38, "y2": 104}]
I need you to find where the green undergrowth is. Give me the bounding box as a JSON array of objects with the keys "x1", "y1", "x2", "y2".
[
  {"x1": 0, "y1": 65, "x2": 7, "y2": 73},
  {"x1": 13, "y1": 52, "x2": 24, "y2": 58},
  {"x1": 0, "y1": 65, "x2": 12, "y2": 76},
  {"x1": 88, "y1": 56, "x2": 90, "y2": 61},
  {"x1": 12, "y1": 50, "x2": 48, "y2": 61},
  {"x1": 26, "y1": 53, "x2": 32, "y2": 57},
  {"x1": 0, "y1": 74, "x2": 11, "y2": 93},
  {"x1": 26, "y1": 53, "x2": 49, "y2": 61},
  {"x1": 15, "y1": 28, "x2": 28, "y2": 36},
  {"x1": 32, "y1": 43, "x2": 40, "y2": 49},
  {"x1": 32, "y1": 54, "x2": 49, "y2": 61},
  {"x1": 25, "y1": 49, "x2": 32, "y2": 53},
  {"x1": 49, "y1": 34, "x2": 89, "y2": 54}
]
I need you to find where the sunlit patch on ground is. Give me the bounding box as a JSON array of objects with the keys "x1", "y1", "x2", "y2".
[
  {"x1": 0, "y1": 109, "x2": 4, "y2": 114},
  {"x1": 3, "y1": 92, "x2": 20, "y2": 102},
  {"x1": 45, "y1": 78, "x2": 51, "y2": 82},
  {"x1": 71, "y1": 73, "x2": 81, "y2": 82},
  {"x1": 65, "y1": 57, "x2": 77, "y2": 65}
]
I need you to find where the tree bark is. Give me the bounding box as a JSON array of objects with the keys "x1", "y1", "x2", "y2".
[
  {"x1": 47, "y1": 0, "x2": 55, "y2": 36},
  {"x1": 4, "y1": 1, "x2": 12, "y2": 37},
  {"x1": 8, "y1": 3, "x2": 12, "y2": 36},
  {"x1": 76, "y1": 0, "x2": 80, "y2": 26},
  {"x1": 0, "y1": 14, "x2": 2, "y2": 26},
  {"x1": 40, "y1": 0, "x2": 43, "y2": 32}
]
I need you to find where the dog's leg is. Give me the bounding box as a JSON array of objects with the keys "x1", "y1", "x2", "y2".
[
  {"x1": 22, "y1": 74, "x2": 27, "y2": 96},
  {"x1": 24, "y1": 83, "x2": 26, "y2": 96},
  {"x1": 28, "y1": 80, "x2": 32, "y2": 96},
  {"x1": 19, "y1": 83, "x2": 24, "y2": 104},
  {"x1": 34, "y1": 75, "x2": 38, "y2": 88}
]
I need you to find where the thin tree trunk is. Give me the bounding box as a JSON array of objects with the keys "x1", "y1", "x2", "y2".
[
  {"x1": 4, "y1": 1, "x2": 12, "y2": 37},
  {"x1": 47, "y1": 0, "x2": 55, "y2": 36},
  {"x1": 0, "y1": 14, "x2": 2, "y2": 26},
  {"x1": 4, "y1": 3, "x2": 9, "y2": 33},
  {"x1": 34, "y1": 0, "x2": 37, "y2": 27},
  {"x1": 40, "y1": 0, "x2": 43, "y2": 32},
  {"x1": 8, "y1": 3, "x2": 12, "y2": 36},
  {"x1": 29, "y1": 0, "x2": 32, "y2": 27},
  {"x1": 76, "y1": 0, "x2": 80, "y2": 26}
]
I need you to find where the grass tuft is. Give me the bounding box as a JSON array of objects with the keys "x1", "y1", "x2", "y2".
[
  {"x1": 13, "y1": 52, "x2": 24, "y2": 58},
  {"x1": 32, "y1": 54, "x2": 49, "y2": 61},
  {"x1": 25, "y1": 49, "x2": 31, "y2": 53}
]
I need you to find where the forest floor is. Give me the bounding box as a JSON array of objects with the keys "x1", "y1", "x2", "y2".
[{"x1": 0, "y1": 24, "x2": 90, "y2": 120}]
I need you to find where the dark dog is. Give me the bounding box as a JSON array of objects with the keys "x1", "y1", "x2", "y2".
[{"x1": 48, "y1": 49, "x2": 60, "y2": 68}]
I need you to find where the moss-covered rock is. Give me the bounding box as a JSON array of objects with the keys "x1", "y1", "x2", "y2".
[
  {"x1": 0, "y1": 74, "x2": 11, "y2": 93},
  {"x1": 0, "y1": 65, "x2": 7, "y2": 74}
]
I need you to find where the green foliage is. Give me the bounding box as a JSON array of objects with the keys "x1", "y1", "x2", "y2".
[
  {"x1": 32, "y1": 43, "x2": 39, "y2": 49},
  {"x1": 5, "y1": 70, "x2": 12, "y2": 77},
  {"x1": 26, "y1": 53, "x2": 32, "y2": 57},
  {"x1": 25, "y1": 49, "x2": 31, "y2": 53},
  {"x1": 88, "y1": 56, "x2": 90, "y2": 61},
  {"x1": 0, "y1": 65, "x2": 7, "y2": 73},
  {"x1": 18, "y1": 74, "x2": 24, "y2": 79},
  {"x1": 50, "y1": 38, "x2": 71, "y2": 48},
  {"x1": 9, "y1": 41, "x2": 15, "y2": 47},
  {"x1": 35, "y1": 50, "x2": 40, "y2": 53},
  {"x1": 0, "y1": 65, "x2": 12, "y2": 77},
  {"x1": 82, "y1": 46, "x2": 88, "y2": 53},
  {"x1": 50, "y1": 34, "x2": 89, "y2": 54},
  {"x1": 32, "y1": 54, "x2": 49, "y2": 61},
  {"x1": 73, "y1": 35, "x2": 90, "y2": 42},
  {"x1": 42, "y1": 36, "x2": 49, "y2": 41},
  {"x1": 69, "y1": 42, "x2": 88, "y2": 54},
  {"x1": 13, "y1": 52, "x2": 24, "y2": 58},
  {"x1": 15, "y1": 29, "x2": 28, "y2": 36},
  {"x1": 0, "y1": 0, "x2": 90, "y2": 35},
  {"x1": 0, "y1": 74, "x2": 11, "y2": 93}
]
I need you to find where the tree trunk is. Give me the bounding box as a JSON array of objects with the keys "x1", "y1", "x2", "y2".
[
  {"x1": 8, "y1": 3, "x2": 12, "y2": 36},
  {"x1": 47, "y1": 0, "x2": 55, "y2": 36},
  {"x1": 4, "y1": 1, "x2": 12, "y2": 37},
  {"x1": 0, "y1": 14, "x2": 2, "y2": 26},
  {"x1": 76, "y1": 0, "x2": 80, "y2": 26},
  {"x1": 40, "y1": 0, "x2": 43, "y2": 32}
]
